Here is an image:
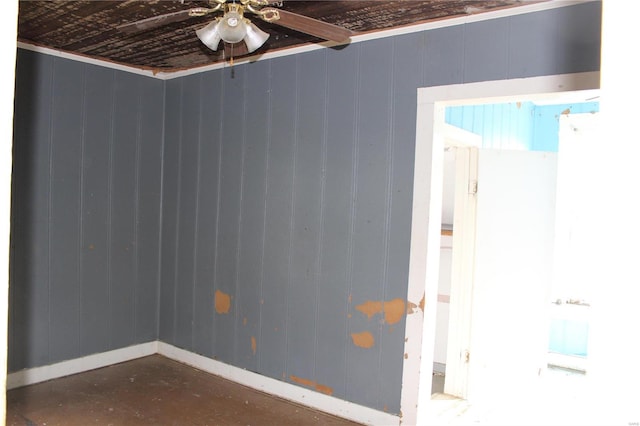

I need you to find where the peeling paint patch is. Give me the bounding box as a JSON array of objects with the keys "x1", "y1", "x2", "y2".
[
  {"x1": 355, "y1": 298, "x2": 406, "y2": 324},
  {"x1": 406, "y1": 301, "x2": 418, "y2": 314},
  {"x1": 251, "y1": 336, "x2": 257, "y2": 355},
  {"x1": 404, "y1": 353, "x2": 408, "y2": 359},
  {"x1": 419, "y1": 294, "x2": 425, "y2": 312},
  {"x1": 214, "y1": 290, "x2": 231, "y2": 314},
  {"x1": 561, "y1": 107, "x2": 571, "y2": 115},
  {"x1": 383, "y1": 299, "x2": 405, "y2": 324},
  {"x1": 315, "y1": 383, "x2": 333, "y2": 396},
  {"x1": 351, "y1": 331, "x2": 375, "y2": 348},
  {"x1": 355, "y1": 300, "x2": 383, "y2": 319},
  {"x1": 289, "y1": 375, "x2": 334, "y2": 396}
]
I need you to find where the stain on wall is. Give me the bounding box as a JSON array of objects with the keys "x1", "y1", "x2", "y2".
[
  {"x1": 354, "y1": 298, "x2": 407, "y2": 325},
  {"x1": 251, "y1": 336, "x2": 257, "y2": 356},
  {"x1": 350, "y1": 331, "x2": 375, "y2": 349},
  {"x1": 215, "y1": 290, "x2": 231, "y2": 314},
  {"x1": 289, "y1": 375, "x2": 334, "y2": 396}
]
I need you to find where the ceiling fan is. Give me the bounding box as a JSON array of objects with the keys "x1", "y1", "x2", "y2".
[{"x1": 117, "y1": 0, "x2": 354, "y2": 59}]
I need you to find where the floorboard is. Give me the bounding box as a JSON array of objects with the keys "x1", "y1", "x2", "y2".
[{"x1": 6, "y1": 354, "x2": 363, "y2": 426}]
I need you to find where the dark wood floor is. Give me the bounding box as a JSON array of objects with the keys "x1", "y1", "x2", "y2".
[{"x1": 6, "y1": 354, "x2": 363, "y2": 426}]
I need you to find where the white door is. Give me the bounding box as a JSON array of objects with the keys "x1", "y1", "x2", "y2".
[
  {"x1": 442, "y1": 145, "x2": 478, "y2": 399},
  {"x1": 466, "y1": 149, "x2": 558, "y2": 403}
]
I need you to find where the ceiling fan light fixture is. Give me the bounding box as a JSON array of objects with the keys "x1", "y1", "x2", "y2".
[
  {"x1": 217, "y1": 8, "x2": 247, "y2": 44},
  {"x1": 243, "y1": 21, "x2": 269, "y2": 53},
  {"x1": 195, "y1": 19, "x2": 223, "y2": 51}
]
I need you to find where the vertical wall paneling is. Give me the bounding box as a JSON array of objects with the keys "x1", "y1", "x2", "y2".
[
  {"x1": 554, "y1": 3, "x2": 602, "y2": 75},
  {"x1": 110, "y1": 72, "x2": 139, "y2": 349},
  {"x1": 423, "y1": 25, "x2": 464, "y2": 86},
  {"x1": 136, "y1": 76, "x2": 164, "y2": 342},
  {"x1": 9, "y1": 52, "x2": 54, "y2": 370},
  {"x1": 79, "y1": 65, "x2": 113, "y2": 355},
  {"x1": 174, "y1": 74, "x2": 201, "y2": 350},
  {"x1": 380, "y1": 32, "x2": 424, "y2": 414},
  {"x1": 10, "y1": 51, "x2": 163, "y2": 372},
  {"x1": 259, "y1": 55, "x2": 297, "y2": 379},
  {"x1": 192, "y1": 71, "x2": 223, "y2": 358},
  {"x1": 286, "y1": 51, "x2": 326, "y2": 384},
  {"x1": 189, "y1": 74, "x2": 204, "y2": 355},
  {"x1": 345, "y1": 37, "x2": 393, "y2": 409},
  {"x1": 507, "y1": 9, "x2": 559, "y2": 78},
  {"x1": 49, "y1": 58, "x2": 83, "y2": 363},
  {"x1": 213, "y1": 66, "x2": 246, "y2": 364},
  {"x1": 463, "y1": 18, "x2": 509, "y2": 83},
  {"x1": 235, "y1": 60, "x2": 270, "y2": 372},
  {"x1": 159, "y1": 79, "x2": 181, "y2": 344},
  {"x1": 314, "y1": 47, "x2": 357, "y2": 401}
]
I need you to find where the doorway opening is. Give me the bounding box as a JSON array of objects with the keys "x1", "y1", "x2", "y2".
[
  {"x1": 431, "y1": 102, "x2": 599, "y2": 401},
  {"x1": 398, "y1": 71, "x2": 601, "y2": 426}
]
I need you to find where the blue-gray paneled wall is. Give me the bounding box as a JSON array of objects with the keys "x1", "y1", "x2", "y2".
[
  {"x1": 9, "y1": 50, "x2": 164, "y2": 371},
  {"x1": 9, "y1": 0, "x2": 600, "y2": 416},
  {"x1": 158, "y1": 1, "x2": 601, "y2": 414}
]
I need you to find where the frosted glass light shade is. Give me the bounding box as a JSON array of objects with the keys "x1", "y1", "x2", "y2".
[
  {"x1": 196, "y1": 19, "x2": 223, "y2": 51},
  {"x1": 217, "y1": 9, "x2": 246, "y2": 44},
  {"x1": 244, "y1": 22, "x2": 269, "y2": 53}
]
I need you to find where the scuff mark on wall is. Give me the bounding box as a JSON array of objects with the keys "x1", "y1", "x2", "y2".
[
  {"x1": 289, "y1": 375, "x2": 334, "y2": 396},
  {"x1": 350, "y1": 331, "x2": 375, "y2": 348},
  {"x1": 251, "y1": 336, "x2": 257, "y2": 355},
  {"x1": 214, "y1": 290, "x2": 231, "y2": 314}
]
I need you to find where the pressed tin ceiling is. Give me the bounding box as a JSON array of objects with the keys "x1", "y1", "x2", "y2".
[{"x1": 17, "y1": 1, "x2": 547, "y2": 73}]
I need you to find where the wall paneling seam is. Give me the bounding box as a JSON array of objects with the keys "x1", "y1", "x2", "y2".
[
  {"x1": 256, "y1": 60, "x2": 273, "y2": 373},
  {"x1": 77, "y1": 65, "x2": 87, "y2": 353}
]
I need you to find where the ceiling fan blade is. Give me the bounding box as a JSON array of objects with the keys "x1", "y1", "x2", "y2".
[
  {"x1": 224, "y1": 42, "x2": 249, "y2": 58},
  {"x1": 117, "y1": 8, "x2": 210, "y2": 34},
  {"x1": 263, "y1": 8, "x2": 353, "y2": 42}
]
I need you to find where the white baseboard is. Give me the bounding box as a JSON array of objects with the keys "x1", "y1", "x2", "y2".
[
  {"x1": 6, "y1": 340, "x2": 399, "y2": 426},
  {"x1": 6, "y1": 341, "x2": 158, "y2": 390},
  {"x1": 157, "y1": 342, "x2": 400, "y2": 426}
]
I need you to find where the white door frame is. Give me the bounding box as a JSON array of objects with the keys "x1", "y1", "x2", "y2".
[{"x1": 399, "y1": 71, "x2": 600, "y2": 425}]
